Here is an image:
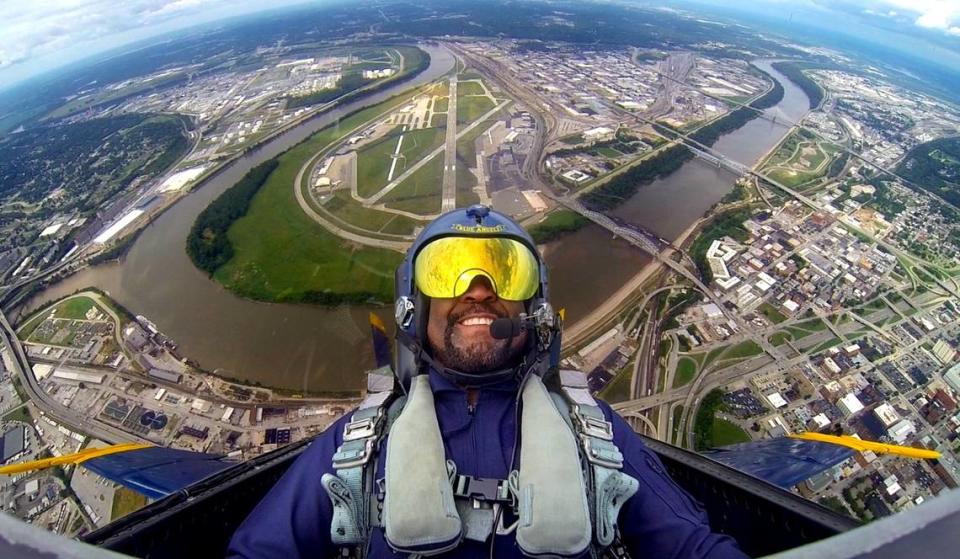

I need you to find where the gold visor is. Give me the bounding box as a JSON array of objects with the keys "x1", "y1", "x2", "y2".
[{"x1": 414, "y1": 237, "x2": 540, "y2": 301}]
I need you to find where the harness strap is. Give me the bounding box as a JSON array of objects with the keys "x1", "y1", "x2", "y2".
[
  {"x1": 322, "y1": 367, "x2": 394, "y2": 558},
  {"x1": 556, "y1": 370, "x2": 639, "y2": 549}
]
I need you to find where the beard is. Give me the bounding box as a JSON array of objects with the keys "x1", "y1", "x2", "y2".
[{"x1": 432, "y1": 303, "x2": 524, "y2": 373}]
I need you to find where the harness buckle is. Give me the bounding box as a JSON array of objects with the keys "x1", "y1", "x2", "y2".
[
  {"x1": 333, "y1": 439, "x2": 375, "y2": 469},
  {"x1": 574, "y1": 408, "x2": 614, "y2": 441},
  {"x1": 453, "y1": 474, "x2": 512, "y2": 504},
  {"x1": 343, "y1": 417, "x2": 378, "y2": 441},
  {"x1": 581, "y1": 436, "x2": 624, "y2": 469}
]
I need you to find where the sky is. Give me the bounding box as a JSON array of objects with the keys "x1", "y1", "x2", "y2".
[
  {"x1": 0, "y1": 0, "x2": 312, "y2": 87},
  {"x1": 3, "y1": 1, "x2": 960, "y2": 88}
]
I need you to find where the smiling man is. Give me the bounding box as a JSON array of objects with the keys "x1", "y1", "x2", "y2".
[{"x1": 228, "y1": 205, "x2": 746, "y2": 558}]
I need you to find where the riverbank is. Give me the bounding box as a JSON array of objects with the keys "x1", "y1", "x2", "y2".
[{"x1": 14, "y1": 45, "x2": 457, "y2": 394}]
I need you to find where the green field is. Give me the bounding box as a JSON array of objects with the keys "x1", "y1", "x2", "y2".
[
  {"x1": 457, "y1": 80, "x2": 486, "y2": 96},
  {"x1": 600, "y1": 368, "x2": 633, "y2": 404},
  {"x1": 211, "y1": 90, "x2": 424, "y2": 303},
  {"x1": 715, "y1": 340, "x2": 763, "y2": 366},
  {"x1": 457, "y1": 118, "x2": 496, "y2": 164},
  {"x1": 758, "y1": 302, "x2": 787, "y2": 324},
  {"x1": 711, "y1": 417, "x2": 751, "y2": 446},
  {"x1": 785, "y1": 318, "x2": 828, "y2": 341},
  {"x1": 430, "y1": 114, "x2": 447, "y2": 128},
  {"x1": 322, "y1": 189, "x2": 419, "y2": 235},
  {"x1": 767, "y1": 167, "x2": 825, "y2": 188},
  {"x1": 382, "y1": 155, "x2": 443, "y2": 215},
  {"x1": 528, "y1": 209, "x2": 590, "y2": 243},
  {"x1": 769, "y1": 331, "x2": 793, "y2": 346},
  {"x1": 433, "y1": 97, "x2": 449, "y2": 114},
  {"x1": 673, "y1": 357, "x2": 697, "y2": 388},
  {"x1": 596, "y1": 146, "x2": 623, "y2": 159},
  {"x1": 356, "y1": 126, "x2": 445, "y2": 197},
  {"x1": 457, "y1": 96, "x2": 496, "y2": 125},
  {"x1": 701, "y1": 346, "x2": 727, "y2": 371},
  {"x1": 52, "y1": 296, "x2": 101, "y2": 320},
  {"x1": 810, "y1": 337, "x2": 844, "y2": 355}
]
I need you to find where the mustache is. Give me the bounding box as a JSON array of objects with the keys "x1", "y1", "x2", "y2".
[{"x1": 446, "y1": 303, "x2": 508, "y2": 327}]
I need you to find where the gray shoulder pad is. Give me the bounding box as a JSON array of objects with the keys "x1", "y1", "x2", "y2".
[
  {"x1": 516, "y1": 375, "x2": 592, "y2": 557},
  {"x1": 384, "y1": 375, "x2": 462, "y2": 553}
]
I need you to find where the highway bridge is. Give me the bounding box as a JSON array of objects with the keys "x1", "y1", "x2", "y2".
[{"x1": 0, "y1": 309, "x2": 146, "y2": 445}]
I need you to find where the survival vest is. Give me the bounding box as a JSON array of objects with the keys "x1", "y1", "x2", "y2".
[{"x1": 320, "y1": 367, "x2": 639, "y2": 558}]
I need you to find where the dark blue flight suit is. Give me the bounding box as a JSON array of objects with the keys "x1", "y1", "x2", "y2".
[{"x1": 228, "y1": 370, "x2": 748, "y2": 558}]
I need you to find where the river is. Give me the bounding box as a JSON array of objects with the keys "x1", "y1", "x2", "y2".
[
  {"x1": 611, "y1": 60, "x2": 810, "y2": 240},
  {"x1": 20, "y1": 58, "x2": 807, "y2": 393}
]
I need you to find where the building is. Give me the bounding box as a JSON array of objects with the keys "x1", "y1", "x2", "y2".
[
  {"x1": 191, "y1": 398, "x2": 213, "y2": 414},
  {"x1": 945, "y1": 363, "x2": 960, "y2": 394},
  {"x1": 583, "y1": 126, "x2": 615, "y2": 143},
  {"x1": 1, "y1": 425, "x2": 27, "y2": 463},
  {"x1": 873, "y1": 403, "x2": 900, "y2": 428},
  {"x1": 122, "y1": 323, "x2": 150, "y2": 352},
  {"x1": 933, "y1": 340, "x2": 957, "y2": 364},
  {"x1": 838, "y1": 393, "x2": 865, "y2": 416},
  {"x1": 148, "y1": 368, "x2": 183, "y2": 384},
  {"x1": 887, "y1": 419, "x2": 916, "y2": 444},
  {"x1": 765, "y1": 392, "x2": 788, "y2": 409},
  {"x1": 52, "y1": 368, "x2": 105, "y2": 385}
]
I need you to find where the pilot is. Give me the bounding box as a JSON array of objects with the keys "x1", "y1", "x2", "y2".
[{"x1": 228, "y1": 205, "x2": 747, "y2": 558}]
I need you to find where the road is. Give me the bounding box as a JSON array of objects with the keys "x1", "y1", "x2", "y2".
[
  {"x1": 0, "y1": 310, "x2": 149, "y2": 445},
  {"x1": 441, "y1": 75, "x2": 458, "y2": 211}
]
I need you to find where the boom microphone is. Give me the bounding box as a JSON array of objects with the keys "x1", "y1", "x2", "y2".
[{"x1": 490, "y1": 317, "x2": 525, "y2": 339}]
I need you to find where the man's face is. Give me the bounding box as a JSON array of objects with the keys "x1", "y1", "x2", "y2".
[{"x1": 426, "y1": 276, "x2": 528, "y2": 374}]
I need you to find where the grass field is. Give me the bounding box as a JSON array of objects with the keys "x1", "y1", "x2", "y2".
[
  {"x1": 430, "y1": 114, "x2": 447, "y2": 128},
  {"x1": 673, "y1": 357, "x2": 697, "y2": 388},
  {"x1": 380, "y1": 214, "x2": 423, "y2": 236},
  {"x1": 767, "y1": 167, "x2": 824, "y2": 188},
  {"x1": 2, "y1": 405, "x2": 31, "y2": 424},
  {"x1": 455, "y1": 152, "x2": 481, "y2": 207},
  {"x1": 723, "y1": 340, "x2": 763, "y2": 360},
  {"x1": 600, "y1": 368, "x2": 633, "y2": 404},
  {"x1": 457, "y1": 80, "x2": 486, "y2": 96},
  {"x1": 758, "y1": 302, "x2": 787, "y2": 324},
  {"x1": 769, "y1": 331, "x2": 793, "y2": 346},
  {"x1": 356, "y1": 126, "x2": 445, "y2": 197},
  {"x1": 810, "y1": 337, "x2": 844, "y2": 355},
  {"x1": 111, "y1": 487, "x2": 148, "y2": 521},
  {"x1": 322, "y1": 189, "x2": 418, "y2": 235},
  {"x1": 382, "y1": 155, "x2": 443, "y2": 215},
  {"x1": 785, "y1": 318, "x2": 828, "y2": 341},
  {"x1": 433, "y1": 97, "x2": 449, "y2": 114},
  {"x1": 212, "y1": 91, "x2": 422, "y2": 303},
  {"x1": 596, "y1": 146, "x2": 623, "y2": 159},
  {"x1": 53, "y1": 296, "x2": 100, "y2": 320},
  {"x1": 457, "y1": 118, "x2": 496, "y2": 164},
  {"x1": 711, "y1": 417, "x2": 751, "y2": 446},
  {"x1": 457, "y1": 96, "x2": 495, "y2": 125}
]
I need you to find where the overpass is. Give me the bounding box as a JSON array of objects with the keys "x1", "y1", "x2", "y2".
[{"x1": 0, "y1": 309, "x2": 146, "y2": 445}]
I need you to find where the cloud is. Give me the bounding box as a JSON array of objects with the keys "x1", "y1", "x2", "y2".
[
  {"x1": 880, "y1": 0, "x2": 960, "y2": 32},
  {"x1": 0, "y1": 1, "x2": 305, "y2": 78}
]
